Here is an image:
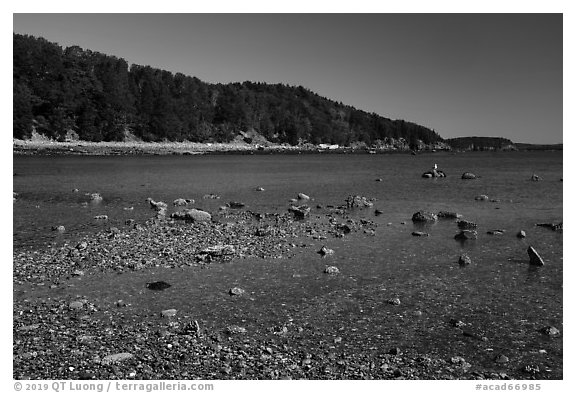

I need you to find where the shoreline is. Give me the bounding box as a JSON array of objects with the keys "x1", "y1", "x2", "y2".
[{"x1": 13, "y1": 139, "x2": 439, "y2": 156}]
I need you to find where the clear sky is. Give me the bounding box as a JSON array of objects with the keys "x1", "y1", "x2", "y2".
[{"x1": 12, "y1": 13, "x2": 563, "y2": 144}]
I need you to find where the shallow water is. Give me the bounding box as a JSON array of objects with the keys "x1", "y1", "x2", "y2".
[{"x1": 13, "y1": 151, "x2": 563, "y2": 378}]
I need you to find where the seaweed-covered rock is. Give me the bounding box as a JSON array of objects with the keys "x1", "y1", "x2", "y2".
[{"x1": 457, "y1": 220, "x2": 477, "y2": 229}]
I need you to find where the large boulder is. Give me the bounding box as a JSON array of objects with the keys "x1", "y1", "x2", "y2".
[
  {"x1": 171, "y1": 208, "x2": 211, "y2": 222},
  {"x1": 411, "y1": 211, "x2": 438, "y2": 223},
  {"x1": 461, "y1": 172, "x2": 477, "y2": 180},
  {"x1": 146, "y1": 198, "x2": 168, "y2": 211}
]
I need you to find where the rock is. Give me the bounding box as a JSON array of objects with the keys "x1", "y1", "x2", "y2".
[
  {"x1": 93, "y1": 215, "x2": 108, "y2": 220},
  {"x1": 146, "y1": 281, "x2": 172, "y2": 291},
  {"x1": 76, "y1": 241, "x2": 88, "y2": 250},
  {"x1": 102, "y1": 353, "x2": 134, "y2": 365},
  {"x1": 531, "y1": 174, "x2": 540, "y2": 181},
  {"x1": 454, "y1": 230, "x2": 478, "y2": 240},
  {"x1": 487, "y1": 230, "x2": 505, "y2": 235},
  {"x1": 449, "y1": 318, "x2": 466, "y2": 328},
  {"x1": 297, "y1": 193, "x2": 310, "y2": 201},
  {"x1": 539, "y1": 326, "x2": 560, "y2": 336},
  {"x1": 227, "y1": 201, "x2": 245, "y2": 209},
  {"x1": 345, "y1": 195, "x2": 374, "y2": 208},
  {"x1": 171, "y1": 208, "x2": 212, "y2": 222},
  {"x1": 475, "y1": 195, "x2": 489, "y2": 201},
  {"x1": 52, "y1": 225, "x2": 65, "y2": 232},
  {"x1": 146, "y1": 198, "x2": 167, "y2": 211},
  {"x1": 69, "y1": 301, "x2": 84, "y2": 310},
  {"x1": 411, "y1": 211, "x2": 438, "y2": 222},
  {"x1": 226, "y1": 325, "x2": 247, "y2": 334},
  {"x1": 536, "y1": 222, "x2": 562, "y2": 231},
  {"x1": 255, "y1": 187, "x2": 265, "y2": 192},
  {"x1": 229, "y1": 287, "x2": 246, "y2": 296},
  {"x1": 422, "y1": 170, "x2": 446, "y2": 178},
  {"x1": 199, "y1": 245, "x2": 235, "y2": 257},
  {"x1": 458, "y1": 254, "x2": 472, "y2": 266},
  {"x1": 389, "y1": 347, "x2": 402, "y2": 355},
  {"x1": 123, "y1": 206, "x2": 134, "y2": 211},
  {"x1": 412, "y1": 231, "x2": 429, "y2": 237},
  {"x1": 318, "y1": 246, "x2": 334, "y2": 256},
  {"x1": 457, "y1": 220, "x2": 477, "y2": 229},
  {"x1": 461, "y1": 172, "x2": 477, "y2": 180},
  {"x1": 375, "y1": 209, "x2": 383, "y2": 216},
  {"x1": 125, "y1": 219, "x2": 135, "y2": 225},
  {"x1": 387, "y1": 297, "x2": 401, "y2": 306},
  {"x1": 90, "y1": 193, "x2": 103, "y2": 201},
  {"x1": 527, "y1": 246, "x2": 544, "y2": 266},
  {"x1": 494, "y1": 354, "x2": 509, "y2": 363},
  {"x1": 289, "y1": 205, "x2": 310, "y2": 219},
  {"x1": 437, "y1": 211, "x2": 462, "y2": 219},
  {"x1": 375, "y1": 178, "x2": 383, "y2": 182},
  {"x1": 337, "y1": 224, "x2": 351, "y2": 234},
  {"x1": 161, "y1": 309, "x2": 178, "y2": 318},
  {"x1": 115, "y1": 300, "x2": 126, "y2": 308},
  {"x1": 173, "y1": 198, "x2": 189, "y2": 206},
  {"x1": 202, "y1": 193, "x2": 220, "y2": 199},
  {"x1": 71, "y1": 270, "x2": 85, "y2": 276},
  {"x1": 517, "y1": 230, "x2": 527, "y2": 238},
  {"x1": 324, "y1": 266, "x2": 340, "y2": 275},
  {"x1": 255, "y1": 226, "x2": 274, "y2": 236}
]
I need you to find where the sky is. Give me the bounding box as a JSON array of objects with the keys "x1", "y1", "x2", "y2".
[{"x1": 12, "y1": 13, "x2": 563, "y2": 144}]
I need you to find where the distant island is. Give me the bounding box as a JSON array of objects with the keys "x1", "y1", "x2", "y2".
[{"x1": 13, "y1": 33, "x2": 561, "y2": 155}]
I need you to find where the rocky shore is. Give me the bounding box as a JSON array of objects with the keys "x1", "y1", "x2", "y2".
[{"x1": 13, "y1": 198, "x2": 561, "y2": 380}]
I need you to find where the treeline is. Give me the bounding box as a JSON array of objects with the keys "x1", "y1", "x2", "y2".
[
  {"x1": 445, "y1": 137, "x2": 516, "y2": 151},
  {"x1": 13, "y1": 33, "x2": 443, "y2": 146}
]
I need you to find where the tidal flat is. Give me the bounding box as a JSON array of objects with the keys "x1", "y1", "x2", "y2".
[{"x1": 13, "y1": 152, "x2": 563, "y2": 380}]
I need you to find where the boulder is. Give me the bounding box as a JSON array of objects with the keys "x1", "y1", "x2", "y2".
[
  {"x1": 345, "y1": 195, "x2": 374, "y2": 208},
  {"x1": 454, "y1": 230, "x2": 478, "y2": 240},
  {"x1": 375, "y1": 209, "x2": 384, "y2": 216},
  {"x1": 539, "y1": 326, "x2": 560, "y2": 336},
  {"x1": 461, "y1": 172, "x2": 477, "y2": 180},
  {"x1": 324, "y1": 266, "x2": 340, "y2": 275},
  {"x1": 411, "y1": 211, "x2": 438, "y2": 223},
  {"x1": 387, "y1": 297, "x2": 401, "y2": 306},
  {"x1": 475, "y1": 195, "x2": 489, "y2": 201},
  {"x1": 229, "y1": 287, "x2": 246, "y2": 296},
  {"x1": 173, "y1": 198, "x2": 189, "y2": 206},
  {"x1": 527, "y1": 246, "x2": 544, "y2": 266},
  {"x1": 422, "y1": 170, "x2": 446, "y2": 178},
  {"x1": 289, "y1": 205, "x2": 311, "y2": 219},
  {"x1": 531, "y1": 174, "x2": 540, "y2": 181},
  {"x1": 161, "y1": 309, "x2": 178, "y2": 318},
  {"x1": 457, "y1": 220, "x2": 477, "y2": 229},
  {"x1": 171, "y1": 208, "x2": 212, "y2": 222},
  {"x1": 147, "y1": 198, "x2": 168, "y2": 211},
  {"x1": 458, "y1": 254, "x2": 472, "y2": 266},
  {"x1": 318, "y1": 246, "x2": 334, "y2": 256},
  {"x1": 297, "y1": 193, "x2": 311, "y2": 201},
  {"x1": 90, "y1": 193, "x2": 103, "y2": 201},
  {"x1": 52, "y1": 225, "x2": 65, "y2": 232},
  {"x1": 146, "y1": 281, "x2": 171, "y2": 291},
  {"x1": 412, "y1": 231, "x2": 429, "y2": 237},
  {"x1": 536, "y1": 222, "x2": 562, "y2": 232},
  {"x1": 255, "y1": 187, "x2": 265, "y2": 192},
  {"x1": 227, "y1": 201, "x2": 245, "y2": 209},
  {"x1": 517, "y1": 230, "x2": 527, "y2": 238},
  {"x1": 438, "y1": 211, "x2": 462, "y2": 219}
]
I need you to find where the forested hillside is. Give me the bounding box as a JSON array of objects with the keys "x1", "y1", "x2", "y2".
[
  {"x1": 445, "y1": 137, "x2": 516, "y2": 151},
  {"x1": 14, "y1": 33, "x2": 443, "y2": 147}
]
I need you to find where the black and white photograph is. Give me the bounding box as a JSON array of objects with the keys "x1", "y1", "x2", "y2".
[{"x1": 8, "y1": 5, "x2": 568, "y2": 390}]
